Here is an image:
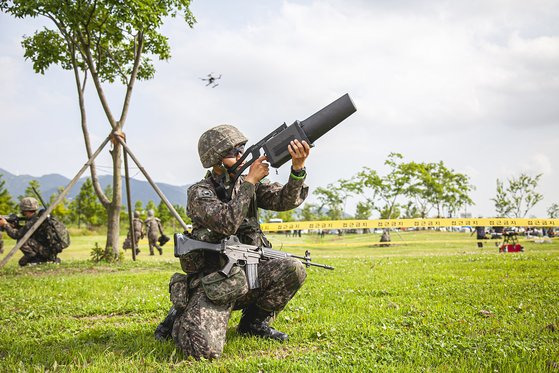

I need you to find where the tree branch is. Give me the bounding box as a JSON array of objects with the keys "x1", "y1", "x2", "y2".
[
  {"x1": 76, "y1": 29, "x2": 117, "y2": 129},
  {"x1": 118, "y1": 31, "x2": 144, "y2": 128},
  {"x1": 70, "y1": 46, "x2": 110, "y2": 207}
]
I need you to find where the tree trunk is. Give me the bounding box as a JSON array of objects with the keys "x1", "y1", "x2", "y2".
[{"x1": 105, "y1": 142, "x2": 122, "y2": 257}]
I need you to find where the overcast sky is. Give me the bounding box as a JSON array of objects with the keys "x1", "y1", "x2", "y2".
[{"x1": 0, "y1": 0, "x2": 558, "y2": 218}]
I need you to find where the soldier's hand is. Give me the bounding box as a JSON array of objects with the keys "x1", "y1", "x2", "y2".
[
  {"x1": 245, "y1": 155, "x2": 270, "y2": 185},
  {"x1": 289, "y1": 139, "x2": 310, "y2": 171},
  {"x1": 0, "y1": 218, "x2": 7, "y2": 227}
]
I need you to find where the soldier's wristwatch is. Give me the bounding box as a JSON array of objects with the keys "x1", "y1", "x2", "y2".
[{"x1": 290, "y1": 166, "x2": 306, "y2": 179}]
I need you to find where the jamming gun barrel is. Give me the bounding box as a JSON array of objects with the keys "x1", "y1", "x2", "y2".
[
  {"x1": 262, "y1": 93, "x2": 357, "y2": 168},
  {"x1": 228, "y1": 93, "x2": 357, "y2": 177}
]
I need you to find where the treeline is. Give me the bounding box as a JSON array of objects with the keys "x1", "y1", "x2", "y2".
[
  {"x1": 264, "y1": 153, "x2": 559, "y2": 222},
  {"x1": 2, "y1": 154, "x2": 559, "y2": 230},
  {"x1": 0, "y1": 176, "x2": 190, "y2": 231}
]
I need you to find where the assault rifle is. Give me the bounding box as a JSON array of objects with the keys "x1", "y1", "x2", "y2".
[
  {"x1": 0, "y1": 214, "x2": 26, "y2": 231},
  {"x1": 227, "y1": 93, "x2": 357, "y2": 185},
  {"x1": 174, "y1": 233, "x2": 334, "y2": 289}
]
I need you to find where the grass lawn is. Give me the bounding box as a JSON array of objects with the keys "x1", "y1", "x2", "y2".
[{"x1": 0, "y1": 231, "x2": 558, "y2": 372}]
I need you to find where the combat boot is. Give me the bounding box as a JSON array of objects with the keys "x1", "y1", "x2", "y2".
[
  {"x1": 154, "y1": 306, "x2": 182, "y2": 341},
  {"x1": 18, "y1": 254, "x2": 35, "y2": 267},
  {"x1": 237, "y1": 304, "x2": 288, "y2": 342}
]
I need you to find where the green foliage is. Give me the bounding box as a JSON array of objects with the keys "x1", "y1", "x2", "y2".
[
  {"x1": 401, "y1": 201, "x2": 421, "y2": 219},
  {"x1": 548, "y1": 203, "x2": 559, "y2": 219},
  {"x1": 90, "y1": 241, "x2": 123, "y2": 263},
  {"x1": 70, "y1": 178, "x2": 105, "y2": 228},
  {"x1": 343, "y1": 153, "x2": 411, "y2": 219},
  {"x1": 300, "y1": 202, "x2": 322, "y2": 221},
  {"x1": 48, "y1": 187, "x2": 72, "y2": 223},
  {"x1": 407, "y1": 161, "x2": 474, "y2": 218},
  {"x1": 134, "y1": 200, "x2": 144, "y2": 212},
  {"x1": 173, "y1": 204, "x2": 190, "y2": 225},
  {"x1": 3, "y1": 0, "x2": 196, "y2": 253},
  {"x1": 0, "y1": 232, "x2": 558, "y2": 371},
  {"x1": 339, "y1": 154, "x2": 474, "y2": 219},
  {"x1": 492, "y1": 174, "x2": 543, "y2": 218},
  {"x1": 0, "y1": 174, "x2": 16, "y2": 215},
  {"x1": 145, "y1": 200, "x2": 157, "y2": 214},
  {"x1": 313, "y1": 182, "x2": 348, "y2": 220},
  {"x1": 19, "y1": 179, "x2": 41, "y2": 201},
  {"x1": 354, "y1": 201, "x2": 372, "y2": 220},
  {"x1": 157, "y1": 200, "x2": 173, "y2": 226},
  {"x1": 3, "y1": 0, "x2": 196, "y2": 83}
]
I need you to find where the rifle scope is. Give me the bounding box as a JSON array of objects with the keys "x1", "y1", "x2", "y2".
[{"x1": 262, "y1": 93, "x2": 356, "y2": 168}]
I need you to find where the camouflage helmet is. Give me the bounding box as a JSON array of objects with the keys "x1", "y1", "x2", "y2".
[
  {"x1": 198, "y1": 124, "x2": 248, "y2": 168},
  {"x1": 133, "y1": 211, "x2": 140, "y2": 218},
  {"x1": 147, "y1": 209, "x2": 155, "y2": 217},
  {"x1": 20, "y1": 197, "x2": 39, "y2": 212}
]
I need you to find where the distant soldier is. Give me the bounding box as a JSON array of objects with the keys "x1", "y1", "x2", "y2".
[
  {"x1": 123, "y1": 211, "x2": 144, "y2": 254},
  {"x1": 145, "y1": 209, "x2": 164, "y2": 255},
  {"x1": 0, "y1": 197, "x2": 68, "y2": 266}
]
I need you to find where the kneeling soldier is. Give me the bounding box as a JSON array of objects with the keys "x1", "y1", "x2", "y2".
[
  {"x1": 0, "y1": 197, "x2": 62, "y2": 266},
  {"x1": 155, "y1": 124, "x2": 311, "y2": 359}
]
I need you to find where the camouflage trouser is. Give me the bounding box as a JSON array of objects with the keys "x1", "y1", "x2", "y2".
[
  {"x1": 0, "y1": 233, "x2": 4, "y2": 253},
  {"x1": 19, "y1": 237, "x2": 54, "y2": 265},
  {"x1": 122, "y1": 231, "x2": 141, "y2": 250},
  {"x1": 171, "y1": 258, "x2": 307, "y2": 359},
  {"x1": 148, "y1": 234, "x2": 162, "y2": 255}
]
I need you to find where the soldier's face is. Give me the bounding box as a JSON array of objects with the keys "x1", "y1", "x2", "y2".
[
  {"x1": 22, "y1": 211, "x2": 35, "y2": 218},
  {"x1": 221, "y1": 145, "x2": 245, "y2": 169}
]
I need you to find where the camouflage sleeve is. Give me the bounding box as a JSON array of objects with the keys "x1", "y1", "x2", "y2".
[
  {"x1": 187, "y1": 181, "x2": 256, "y2": 236},
  {"x1": 2, "y1": 217, "x2": 35, "y2": 240},
  {"x1": 255, "y1": 173, "x2": 309, "y2": 211}
]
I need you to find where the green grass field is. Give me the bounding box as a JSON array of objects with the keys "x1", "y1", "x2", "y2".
[{"x1": 1, "y1": 231, "x2": 558, "y2": 372}]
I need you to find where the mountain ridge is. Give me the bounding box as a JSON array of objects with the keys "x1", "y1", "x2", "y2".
[{"x1": 0, "y1": 167, "x2": 189, "y2": 208}]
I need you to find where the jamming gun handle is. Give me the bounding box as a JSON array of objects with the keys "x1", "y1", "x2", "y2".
[{"x1": 227, "y1": 123, "x2": 288, "y2": 191}]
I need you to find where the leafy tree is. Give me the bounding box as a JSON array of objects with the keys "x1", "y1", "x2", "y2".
[
  {"x1": 548, "y1": 203, "x2": 559, "y2": 218},
  {"x1": 354, "y1": 201, "x2": 372, "y2": 220},
  {"x1": 0, "y1": 174, "x2": 16, "y2": 214},
  {"x1": 401, "y1": 201, "x2": 421, "y2": 219},
  {"x1": 407, "y1": 161, "x2": 474, "y2": 218},
  {"x1": 276, "y1": 210, "x2": 295, "y2": 223},
  {"x1": 2, "y1": 0, "x2": 195, "y2": 257},
  {"x1": 314, "y1": 182, "x2": 348, "y2": 220},
  {"x1": 19, "y1": 179, "x2": 41, "y2": 201},
  {"x1": 491, "y1": 173, "x2": 543, "y2": 218},
  {"x1": 157, "y1": 200, "x2": 173, "y2": 227},
  {"x1": 49, "y1": 187, "x2": 71, "y2": 223},
  {"x1": 145, "y1": 200, "x2": 157, "y2": 214},
  {"x1": 173, "y1": 204, "x2": 190, "y2": 225},
  {"x1": 134, "y1": 200, "x2": 143, "y2": 213},
  {"x1": 300, "y1": 203, "x2": 321, "y2": 221},
  {"x1": 344, "y1": 153, "x2": 412, "y2": 220},
  {"x1": 71, "y1": 178, "x2": 104, "y2": 228}
]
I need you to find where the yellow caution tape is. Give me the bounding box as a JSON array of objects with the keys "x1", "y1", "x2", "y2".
[{"x1": 261, "y1": 218, "x2": 558, "y2": 232}]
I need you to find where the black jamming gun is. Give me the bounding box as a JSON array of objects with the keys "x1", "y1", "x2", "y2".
[
  {"x1": 174, "y1": 233, "x2": 334, "y2": 289},
  {"x1": 227, "y1": 93, "x2": 357, "y2": 182}
]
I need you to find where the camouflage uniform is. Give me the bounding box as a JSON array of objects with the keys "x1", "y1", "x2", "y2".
[
  {"x1": 145, "y1": 212, "x2": 164, "y2": 255},
  {"x1": 3, "y1": 212, "x2": 58, "y2": 266},
  {"x1": 171, "y1": 169, "x2": 309, "y2": 359},
  {"x1": 123, "y1": 216, "x2": 144, "y2": 251},
  {"x1": 0, "y1": 231, "x2": 4, "y2": 254}
]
